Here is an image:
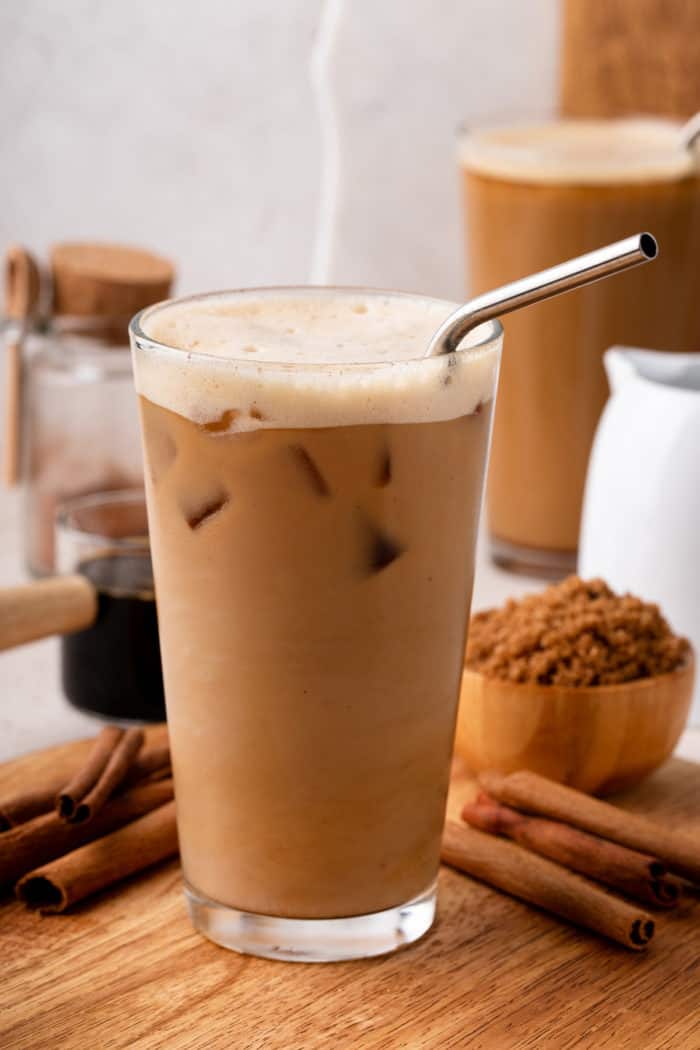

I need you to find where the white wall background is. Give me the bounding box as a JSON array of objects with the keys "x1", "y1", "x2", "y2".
[{"x1": 0, "y1": 0, "x2": 558, "y2": 301}]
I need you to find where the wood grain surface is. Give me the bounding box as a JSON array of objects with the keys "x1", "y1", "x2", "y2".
[
  {"x1": 2, "y1": 740, "x2": 700, "y2": 1049},
  {"x1": 561, "y1": 0, "x2": 700, "y2": 119}
]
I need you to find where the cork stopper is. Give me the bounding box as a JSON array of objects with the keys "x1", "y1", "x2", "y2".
[{"x1": 50, "y1": 242, "x2": 174, "y2": 317}]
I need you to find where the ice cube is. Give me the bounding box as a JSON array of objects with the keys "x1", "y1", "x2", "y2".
[
  {"x1": 290, "y1": 445, "x2": 330, "y2": 497},
  {"x1": 148, "y1": 428, "x2": 176, "y2": 484},
  {"x1": 376, "y1": 449, "x2": 392, "y2": 487},
  {"x1": 181, "y1": 489, "x2": 229, "y2": 530},
  {"x1": 359, "y1": 514, "x2": 403, "y2": 574}
]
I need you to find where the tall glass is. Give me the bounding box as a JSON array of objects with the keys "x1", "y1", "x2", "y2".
[
  {"x1": 459, "y1": 117, "x2": 700, "y2": 577},
  {"x1": 130, "y1": 288, "x2": 501, "y2": 961}
]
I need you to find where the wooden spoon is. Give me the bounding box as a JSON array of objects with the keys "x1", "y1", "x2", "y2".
[{"x1": 3, "y1": 245, "x2": 42, "y2": 486}]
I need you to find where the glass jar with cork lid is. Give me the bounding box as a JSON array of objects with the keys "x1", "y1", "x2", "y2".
[{"x1": 9, "y1": 242, "x2": 174, "y2": 576}]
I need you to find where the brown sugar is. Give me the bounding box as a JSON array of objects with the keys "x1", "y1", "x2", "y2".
[{"x1": 466, "y1": 576, "x2": 690, "y2": 687}]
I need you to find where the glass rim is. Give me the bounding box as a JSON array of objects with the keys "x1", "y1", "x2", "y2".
[
  {"x1": 55, "y1": 488, "x2": 149, "y2": 549},
  {"x1": 456, "y1": 115, "x2": 695, "y2": 184},
  {"x1": 129, "y1": 286, "x2": 503, "y2": 372},
  {"x1": 456, "y1": 114, "x2": 687, "y2": 144}
]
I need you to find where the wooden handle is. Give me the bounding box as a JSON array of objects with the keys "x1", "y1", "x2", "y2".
[
  {"x1": 5, "y1": 245, "x2": 41, "y2": 320},
  {"x1": 3, "y1": 245, "x2": 41, "y2": 487},
  {"x1": 2, "y1": 337, "x2": 22, "y2": 486},
  {"x1": 0, "y1": 576, "x2": 97, "y2": 651}
]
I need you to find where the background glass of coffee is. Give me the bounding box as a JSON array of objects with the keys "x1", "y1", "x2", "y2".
[
  {"x1": 130, "y1": 288, "x2": 502, "y2": 962},
  {"x1": 56, "y1": 489, "x2": 165, "y2": 722},
  {"x1": 459, "y1": 118, "x2": 700, "y2": 577}
]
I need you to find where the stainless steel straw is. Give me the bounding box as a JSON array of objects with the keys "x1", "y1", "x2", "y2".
[
  {"x1": 426, "y1": 232, "x2": 658, "y2": 356},
  {"x1": 680, "y1": 111, "x2": 700, "y2": 151}
]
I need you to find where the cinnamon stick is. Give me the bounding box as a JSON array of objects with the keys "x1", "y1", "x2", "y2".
[
  {"x1": 57, "y1": 726, "x2": 144, "y2": 823},
  {"x1": 0, "y1": 781, "x2": 63, "y2": 831},
  {"x1": 17, "y1": 801, "x2": 178, "y2": 913},
  {"x1": 0, "y1": 779, "x2": 173, "y2": 888},
  {"x1": 55, "y1": 726, "x2": 123, "y2": 817},
  {"x1": 463, "y1": 796, "x2": 680, "y2": 908},
  {"x1": 123, "y1": 743, "x2": 171, "y2": 786},
  {"x1": 441, "y1": 820, "x2": 655, "y2": 950},
  {"x1": 0, "y1": 736, "x2": 169, "y2": 831},
  {"x1": 480, "y1": 770, "x2": 700, "y2": 885}
]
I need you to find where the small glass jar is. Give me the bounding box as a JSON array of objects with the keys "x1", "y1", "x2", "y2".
[
  {"x1": 55, "y1": 488, "x2": 165, "y2": 723},
  {"x1": 23, "y1": 318, "x2": 145, "y2": 576},
  {"x1": 15, "y1": 240, "x2": 174, "y2": 576}
]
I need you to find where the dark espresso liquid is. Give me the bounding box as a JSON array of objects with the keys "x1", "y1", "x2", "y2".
[{"x1": 61, "y1": 551, "x2": 166, "y2": 722}]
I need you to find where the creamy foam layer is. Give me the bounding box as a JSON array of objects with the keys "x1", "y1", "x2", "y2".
[
  {"x1": 133, "y1": 290, "x2": 501, "y2": 429},
  {"x1": 459, "y1": 118, "x2": 698, "y2": 185}
]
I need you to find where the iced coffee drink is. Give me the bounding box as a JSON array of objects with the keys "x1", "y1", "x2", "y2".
[
  {"x1": 460, "y1": 118, "x2": 700, "y2": 576},
  {"x1": 130, "y1": 289, "x2": 501, "y2": 960}
]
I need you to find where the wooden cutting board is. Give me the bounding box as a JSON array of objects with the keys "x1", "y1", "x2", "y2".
[{"x1": 2, "y1": 739, "x2": 700, "y2": 1050}]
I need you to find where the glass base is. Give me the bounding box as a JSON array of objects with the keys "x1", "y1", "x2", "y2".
[
  {"x1": 184, "y1": 879, "x2": 437, "y2": 963},
  {"x1": 489, "y1": 533, "x2": 577, "y2": 580}
]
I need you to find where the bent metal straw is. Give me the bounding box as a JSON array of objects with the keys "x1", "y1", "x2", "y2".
[{"x1": 426, "y1": 232, "x2": 657, "y2": 356}]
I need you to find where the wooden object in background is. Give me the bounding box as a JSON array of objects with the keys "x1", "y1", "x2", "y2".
[
  {"x1": 454, "y1": 658, "x2": 694, "y2": 794},
  {"x1": 561, "y1": 0, "x2": 700, "y2": 118},
  {"x1": 2, "y1": 739, "x2": 700, "y2": 1048},
  {"x1": 3, "y1": 246, "x2": 41, "y2": 486},
  {"x1": 0, "y1": 575, "x2": 97, "y2": 652},
  {"x1": 50, "y1": 243, "x2": 174, "y2": 318}
]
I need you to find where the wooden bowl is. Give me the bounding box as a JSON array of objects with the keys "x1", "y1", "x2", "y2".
[{"x1": 454, "y1": 654, "x2": 695, "y2": 795}]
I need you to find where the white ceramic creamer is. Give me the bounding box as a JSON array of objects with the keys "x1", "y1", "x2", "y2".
[{"x1": 579, "y1": 348, "x2": 700, "y2": 723}]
